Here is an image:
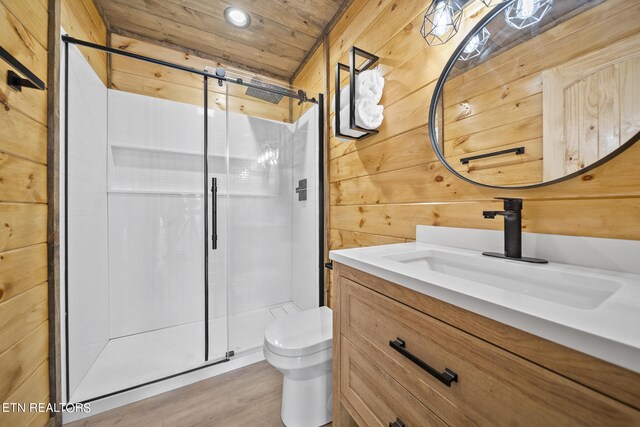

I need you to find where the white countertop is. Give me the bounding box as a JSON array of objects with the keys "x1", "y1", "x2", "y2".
[{"x1": 329, "y1": 227, "x2": 640, "y2": 373}]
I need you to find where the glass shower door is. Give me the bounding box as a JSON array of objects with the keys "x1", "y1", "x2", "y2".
[
  {"x1": 224, "y1": 82, "x2": 295, "y2": 355},
  {"x1": 207, "y1": 79, "x2": 229, "y2": 360}
]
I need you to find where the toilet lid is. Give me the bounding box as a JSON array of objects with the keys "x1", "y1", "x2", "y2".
[{"x1": 264, "y1": 306, "x2": 333, "y2": 357}]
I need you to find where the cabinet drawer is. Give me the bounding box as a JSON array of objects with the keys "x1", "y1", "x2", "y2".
[
  {"x1": 341, "y1": 278, "x2": 640, "y2": 426},
  {"x1": 341, "y1": 335, "x2": 446, "y2": 427}
]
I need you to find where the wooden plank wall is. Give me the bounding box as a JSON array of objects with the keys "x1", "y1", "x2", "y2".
[
  {"x1": 0, "y1": 1, "x2": 107, "y2": 425},
  {"x1": 109, "y1": 34, "x2": 292, "y2": 123},
  {"x1": 0, "y1": 0, "x2": 51, "y2": 425},
  {"x1": 292, "y1": 41, "x2": 326, "y2": 120},
  {"x1": 291, "y1": 0, "x2": 640, "y2": 307},
  {"x1": 61, "y1": 0, "x2": 108, "y2": 84}
]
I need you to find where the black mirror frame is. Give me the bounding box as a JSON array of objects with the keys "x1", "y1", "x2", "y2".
[{"x1": 428, "y1": 0, "x2": 640, "y2": 189}]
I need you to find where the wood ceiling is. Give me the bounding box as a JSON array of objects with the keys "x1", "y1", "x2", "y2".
[{"x1": 95, "y1": 0, "x2": 348, "y2": 80}]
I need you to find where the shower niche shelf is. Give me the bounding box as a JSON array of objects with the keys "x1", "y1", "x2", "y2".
[
  {"x1": 109, "y1": 144, "x2": 255, "y2": 161},
  {"x1": 109, "y1": 143, "x2": 288, "y2": 197},
  {"x1": 107, "y1": 189, "x2": 279, "y2": 198}
]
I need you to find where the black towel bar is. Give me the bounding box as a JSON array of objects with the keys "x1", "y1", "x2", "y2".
[
  {"x1": 460, "y1": 146, "x2": 525, "y2": 165},
  {"x1": 0, "y1": 46, "x2": 45, "y2": 91}
]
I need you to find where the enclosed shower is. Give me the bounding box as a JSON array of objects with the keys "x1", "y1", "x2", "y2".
[{"x1": 61, "y1": 36, "x2": 323, "y2": 404}]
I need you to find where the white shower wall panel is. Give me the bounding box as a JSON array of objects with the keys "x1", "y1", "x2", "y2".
[
  {"x1": 291, "y1": 105, "x2": 320, "y2": 311},
  {"x1": 107, "y1": 91, "x2": 210, "y2": 193},
  {"x1": 62, "y1": 42, "x2": 110, "y2": 395},
  {"x1": 107, "y1": 90, "x2": 206, "y2": 152}
]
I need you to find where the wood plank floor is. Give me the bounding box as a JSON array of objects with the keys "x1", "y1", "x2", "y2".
[{"x1": 66, "y1": 361, "x2": 290, "y2": 426}]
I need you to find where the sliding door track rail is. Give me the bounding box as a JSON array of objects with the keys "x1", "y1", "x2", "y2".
[{"x1": 61, "y1": 35, "x2": 317, "y2": 104}]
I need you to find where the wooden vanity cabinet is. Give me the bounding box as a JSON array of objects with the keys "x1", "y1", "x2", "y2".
[{"x1": 332, "y1": 263, "x2": 640, "y2": 427}]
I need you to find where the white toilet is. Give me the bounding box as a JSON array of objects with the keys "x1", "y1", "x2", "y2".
[{"x1": 263, "y1": 306, "x2": 333, "y2": 427}]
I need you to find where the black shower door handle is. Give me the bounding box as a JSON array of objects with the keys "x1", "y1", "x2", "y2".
[
  {"x1": 389, "y1": 338, "x2": 458, "y2": 387},
  {"x1": 211, "y1": 177, "x2": 217, "y2": 250}
]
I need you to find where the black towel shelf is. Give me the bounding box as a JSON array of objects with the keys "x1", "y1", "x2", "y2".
[
  {"x1": 334, "y1": 46, "x2": 379, "y2": 141},
  {"x1": 0, "y1": 46, "x2": 45, "y2": 91},
  {"x1": 460, "y1": 146, "x2": 525, "y2": 165}
]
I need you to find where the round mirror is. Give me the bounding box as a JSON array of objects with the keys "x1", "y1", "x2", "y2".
[{"x1": 429, "y1": 0, "x2": 640, "y2": 188}]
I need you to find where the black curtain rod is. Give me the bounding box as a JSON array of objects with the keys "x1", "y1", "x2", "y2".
[{"x1": 61, "y1": 35, "x2": 317, "y2": 104}]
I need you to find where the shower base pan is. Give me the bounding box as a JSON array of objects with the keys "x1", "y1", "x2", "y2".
[{"x1": 69, "y1": 302, "x2": 301, "y2": 403}]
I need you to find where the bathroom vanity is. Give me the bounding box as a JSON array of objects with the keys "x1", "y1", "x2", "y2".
[{"x1": 329, "y1": 227, "x2": 640, "y2": 426}]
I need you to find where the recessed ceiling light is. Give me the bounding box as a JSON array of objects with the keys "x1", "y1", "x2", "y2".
[{"x1": 224, "y1": 7, "x2": 251, "y2": 28}]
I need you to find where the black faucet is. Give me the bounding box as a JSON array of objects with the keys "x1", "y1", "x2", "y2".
[{"x1": 482, "y1": 198, "x2": 547, "y2": 264}]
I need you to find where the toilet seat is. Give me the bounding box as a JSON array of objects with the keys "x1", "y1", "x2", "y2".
[
  {"x1": 264, "y1": 306, "x2": 334, "y2": 426},
  {"x1": 264, "y1": 306, "x2": 333, "y2": 357}
]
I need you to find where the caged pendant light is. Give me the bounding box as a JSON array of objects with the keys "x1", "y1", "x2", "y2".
[
  {"x1": 459, "y1": 27, "x2": 490, "y2": 61},
  {"x1": 505, "y1": 0, "x2": 553, "y2": 29},
  {"x1": 421, "y1": 0, "x2": 463, "y2": 46}
]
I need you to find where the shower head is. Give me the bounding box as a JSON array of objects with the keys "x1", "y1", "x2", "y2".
[{"x1": 245, "y1": 78, "x2": 296, "y2": 104}]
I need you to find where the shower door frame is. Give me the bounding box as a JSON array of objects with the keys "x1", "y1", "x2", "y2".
[{"x1": 61, "y1": 35, "x2": 324, "y2": 404}]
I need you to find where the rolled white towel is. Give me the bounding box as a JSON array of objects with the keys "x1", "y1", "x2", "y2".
[
  {"x1": 354, "y1": 98, "x2": 384, "y2": 130},
  {"x1": 356, "y1": 68, "x2": 384, "y2": 104},
  {"x1": 333, "y1": 98, "x2": 384, "y2": 140},
  {"x1": 331, "y1": 68, "x2": 385, "y2": 111}
]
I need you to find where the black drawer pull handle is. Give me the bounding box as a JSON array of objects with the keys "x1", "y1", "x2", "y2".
[
  {"x1": 389, "y1": 338, "x2": 458, "y2": 387},
  {"x1": 389, "y1": 418, "x2": 405, "y2": 427}
]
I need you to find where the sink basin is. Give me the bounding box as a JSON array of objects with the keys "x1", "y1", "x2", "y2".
[
  {"x1": 383, "y1": 249, "x2": 622, "y2": 310},
  {"x1": 330, "y1": 226, "x2": 640, "y2": 374}
]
